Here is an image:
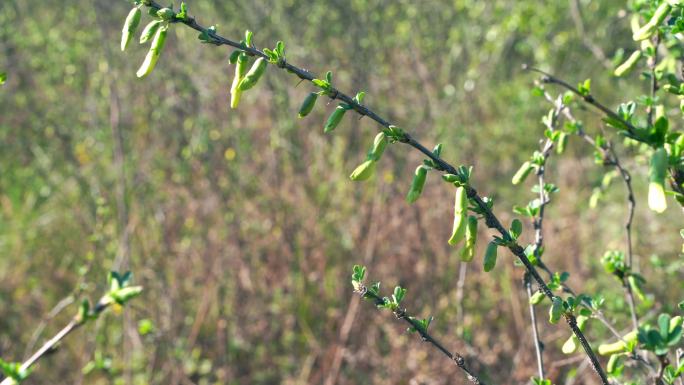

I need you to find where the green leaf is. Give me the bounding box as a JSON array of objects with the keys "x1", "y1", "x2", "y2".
[
  {"x1": 0, "y1": 72, "x2": 5, "y2": 85},
  {"x1": 577, "y1": 78, "x2": 591, "y2": 96},
  {"x1": 109, "y1": 286, "x2": 143, "y2": 305},
  {"x1": 138, "y1": 319, "x2": 155, "y2": 336},
  {"x1": 244, "y1": 30, "x2": 253, "y2": 47},
  {"x1": 392, "y1": 286, "x2": 406, "y2": 304},
  {"x1": 510, "y1": 219, "x2": 523, "y2": 240},
  {"x1": 0, "y1": 358, "x2": 30, "y2": 382},
  {"x1": 549, "y1": 297, "x2": 563, "y2": 324},
  {"x1": 198, "y1": 26, "x2": 217, "y2": 43},
  {"x1": 176, "y1": 2, "x2": 188, "y2": 20},
  {"x1": 530, "y1": 291, "x2": 545, "y2": 305},
  {"x1": 351, "y1": 265, "x2": 366, "y2": 283}
]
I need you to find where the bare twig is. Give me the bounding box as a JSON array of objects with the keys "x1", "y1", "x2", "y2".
[{"x1": 525, "y1": 273, "x2": 545, "y2": 379}]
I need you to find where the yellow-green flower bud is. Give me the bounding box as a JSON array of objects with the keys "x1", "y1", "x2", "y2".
[{"x1": 121, "y1": 8, "x2": 142, "y2": 51}]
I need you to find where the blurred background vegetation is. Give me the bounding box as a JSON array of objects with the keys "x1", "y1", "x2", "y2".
[{"x1": 0, "y1": 0, "x2": 682, "y2": 384}]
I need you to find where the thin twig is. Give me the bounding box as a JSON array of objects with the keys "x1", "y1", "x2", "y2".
[
  {"x1": 525, "y1": 273, "x2": 545, "y2": 379},
  {"x1": 539, "y1": 89, "x2": 654, "y2": 374},
  {"x1": 526, "y1": 66, "x2": 638, "y2": 136},
  {"x1": 676, "y1": 348, "x2": 683, "y2": 385},
  {"x1": 523, "y1": 94, "x2": 564, "y2": 380},
  {"x1": 138, "y1": 3, "x2": 611, "y2": 383},
  {"x1": 356, "y1": 285, "x2": 486, "y2": 385},
  {"x1": 455, "y1": 261, "x2": 468, "y2": 337},
  {"x1": 541, "y1": 89, "x2": 640, "y2": 332},
  {"x1": 0, "y1": 302, "x2": 109, "y2": 385},
  {"x1": 527, "y1": 66, "x2": 684, "y2": 199},
  {"x1": 646, "y1": 34, "x2": 660, "y2": 128}
]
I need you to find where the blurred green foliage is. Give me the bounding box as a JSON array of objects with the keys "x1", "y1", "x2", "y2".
[{"x1": 0, "y1": 0, "x2": 682, "y2": 384}]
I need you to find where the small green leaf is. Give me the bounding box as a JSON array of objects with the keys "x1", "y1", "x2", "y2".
[
  {"x1": 392, "y1": 286, "x2": 406, "y2": 304},
  {"x1": 578, "y1": 79, "x2": 591, "y2": 96},
  {"x1": 244, "y1": 30, "x2": 253, "y2": 47},
  {"x1": 530, "y1": 291, "x2": 545, "y2": 305},
  {"x1": 549, "y1": 296, "x2": 563, "y2": 324},
  {"x1": 510, "y1": 219, "x2": 523, "y2": 240},
  {"x1": 138, "y1": 319, "x2": 155, "y2": 336}
]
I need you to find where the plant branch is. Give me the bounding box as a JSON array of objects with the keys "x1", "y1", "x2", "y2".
[
  {"x1": 0, "y1": 302, "x2": 109, "y2": 385},
  {"x1": 356, "y1": 285, "x2": 486, "y2": 385},
  {"x1": 137, "y1": 2, "x2": 610, "y2": 383},
  {"x1": 540, "y1": 88, "x2": 640, "y2": 333},
  {"x1": 526, "y1": 66, "x2": 638, "y2": 136},
  {"x1": 525, "y1": 273, "x2": 545, "y2": 379},
  {"x1": 523, "y1": 94, "x2": 564, "y2": 381}
]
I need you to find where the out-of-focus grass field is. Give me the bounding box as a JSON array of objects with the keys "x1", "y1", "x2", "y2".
[{"x1": 0, "y1": 1, "x2": 680, "y2": 384}]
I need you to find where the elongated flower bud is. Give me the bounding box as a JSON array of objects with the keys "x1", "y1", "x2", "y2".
[
  {"x1": 561, "y1": 315, "x2": 588, "y2": 354},
  {"x1": 633, "y1": 3, "x2": 671, "y2": 41},
  {"x1": 237, "y1": 58, "x2": 268, "y2": 91},
  {"x1": 607, "y1": 354, "x2": 621, "y2": 374},
  {"x1": 614, "y1": 50, "x2": 642, "y2": 77},
  {"x1": 648, "y1": 147, "x2": 668, "y2": 213},
  {"x1": 140, "y1": 20, "x2": 162, "y2": 44},
  {"x1": 448, "y1": 213, "x2": 467, "y2": 246},
  {"x1": 324, "y1": 105, "x2": 346, "y2": 133},
  {"x1": 598, "y1": 331, "x2": 638, "y2": 355},
  {"x1": 121, "y1": 8, "x2": 142, "y2": 51},
  {"x1": 512, "y1": 161, "x2": 533, "y2": 185},
  {"x1": 369, "y1": 133, "x2": 388, "y2": 161},
  {"x1": 298, "y1": 92, "x2": 318, "y2": 118},
  {"x1": 349, "y1": 159, "x2": 376, "y2": 181},
  {"x1": 556, "y1": 132, "x2": 568, "y2": 154},
  {"x1": 136, "y1": 24, "x2": 168, "y2": 78},
  {"x1": 483, "y1": 241, "x2": 498, "y2": 272},
  {"x1": 459, "y1": 216, "x2": 478, "y2": 262},
  {"x1": 230, "y1": 53, "x2": 249, "y2": 109},
  {"x1": 627, "y1": 275, "x2": 647, "y2": 302},
  {"x1": 455, "y1": 186, "x2": 467, "y2": 214},
  {"x1": 529, "y1": 291, "x2": 545, "y2": 305},
  {"x1": 406, "y1": 166, "x2": 428, "y2": 204}
]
